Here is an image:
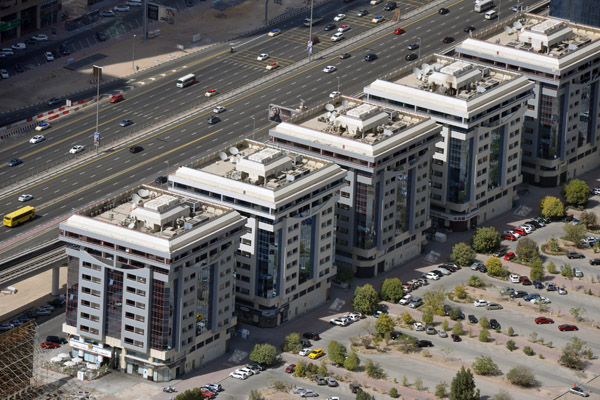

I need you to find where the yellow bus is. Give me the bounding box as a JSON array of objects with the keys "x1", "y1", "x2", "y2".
[{"x1": 3, "y1": 206, "x2": 36, "y2": 227}]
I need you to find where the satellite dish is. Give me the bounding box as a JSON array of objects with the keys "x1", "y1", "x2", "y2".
[
  {"x1": 138, "y1": 189, "x2": 149, "y2": 198},
  {"x1": 329, "y1": 111, "x2": 337, "y2": 122},
  {"x1": 513, "y1": 21, "x2": 523, "y2": 29},
  {"x1": 504, "y1": 26, "x2": 513, "y2": 34},
  {"x1": 132, "y1": 193, "x2": 141, "y2": 205},
  {"x1": 128, "y1": 222, "x2": 136, "y2": 229},
  {"x1": 219, "y1": 152, "x2": 228, "y2": 161},
  {"x1": 229, "y1": 147, "x2": 239, "y2": 155},
  {"x1": 325, "y1": 103, "x2": 335, "y2": 111},
  {"x1": 342, "y1": 100, "x2": 349, "y2": 109},
  {"x1": 413, "y1": 67, "x2": 422, "y2": 79},
  {"x1": 422, "y1": 64, "x2": 431, "y2": 74}
]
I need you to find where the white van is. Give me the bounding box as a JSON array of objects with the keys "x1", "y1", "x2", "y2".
[
  {"x1": 126, "y1": 0, "x2": 142, "y2": 6},
  {"x1": 485, "y1": 10, "x2": 497, "y2": 19},
  {"x1": 370, "y1": 0, "x2": 382, "y2": 4}
]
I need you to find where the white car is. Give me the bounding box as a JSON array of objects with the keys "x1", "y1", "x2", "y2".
[
  {"x1": 35, "y1": 122, "x2": 50, "y2": 131},
  {"x1": 257, "y1": 53, "x2": 269, "y2": 61},
  {"x1": 504, "y1": 230, "x2": 520, "y2": 238},
  {"x1": 473, "y1": 299, "x2": 488, "y2": 307},
  {"x1": 1, "y1": 69, "x2": 9, "y2": 79},
  {"x1": 1, "y1": 48, "x2": 14, "y2": 56},
  {"x1": 435, "y1": 267, "x2": 451, "y2": 275},
  {"x1": 438, "y1": 329, "x2": 448, "y2": 338},
  {"x1": 323, "y1": 65, "x2": 337, "y2": 73},
  {"x1": 44, "y1": 51, "x2": 54, "y2": 61},
  {"x1": 268, "y1": 28, "x2": 281, "y2": 37},
  {"x1": 338, "y1": 24, "x2": 350, "y2": 32},
  {"x1": 18, "y1": 194, "x2": 34, "y2": 202},
  {"x1": 531, "y1": 296, "x2": 551, "y2": 304},
  {"x1": 229, "y1": 371, "x2": 247, "y2": 380},
  {"x1": 69, "y1": 145, "x2": 85, "y2": 154},
  {"x1": 101, "y1": 10, "x2": 116, "y2": 17},
  {"x1": 331, "y1": 32, "x2": 344, "y2": 42},
  {"x1": 344, "y1": 313, "x2": 360, "y2": 322},
  {"x1": 205, "y1": 89, "x2": 218, "y2": 97},
  {"x1": 329, "y1": 91, "x2": 341, "y2": 98},
  {"x1": 114, "y1": 5, "x2": 130, "y2": 11},
  {"x1": 213, "y1": 106, "x2": 226, "y2": 113},
  {"x1": 399, "y1": 294, "x2": 413, "y2": 305},
  {"x1": 519, "y1": 225, "x2": 532, "y2": 234},
  {"x1": 333, "y1": 14, "x2": 346, "y2": 21},
  {"x1": 299, "y1": 348, "x2": 312, "y2": 356},
  {"x1": 558, "y1": 287, "x2": 568, "y2": 295},
  {"x1": 12, "y1": 43, "x2": 26, "y2": 50},
  {"x1": 32, "y1": 34, "x2": 48, "y2": 41},
  {"x1": 238, "y1": 367, "x2": 254, "y2": 376},
  {"x1": 425, "y1": 272, "x2": 440, "y2": 280},
  {"x1": 509, "y1": 274, "x2": 520, "y2": 283},
  {"x1": 30, "y1": 135, "x2": 45, "y2": 143},
  {"x1": 126, "y1": 0, "x2": 142, "y2": 5},
  {"x1": 330, "y1": 317, "x2": 348, "y2": 326},
  {"x1": 413, "y1": 322, "x2": 424, "y2": 331}
]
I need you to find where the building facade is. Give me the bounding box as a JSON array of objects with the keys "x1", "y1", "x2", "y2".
[
  {"x1": 0, "y1": 0, "x2": 61, "y2": 41},
  {"x1": 168, "y1": 140, "x2": 347, "y2": 327},
  {"x1": 550, "y1": 0, "x2": 600, "y2": 28},
  {"x1": 456, "y1": 15, "x2": 600, "y2": 187},
  {"x1": 269, "y1": 96, "x2": 441, "y2": 277},
  {"x1": 364, "y1": 55, "x2": 534, "y2": 231},
  {"x1": 60, "y1": 186, "x2": 246, "y2": 381}
]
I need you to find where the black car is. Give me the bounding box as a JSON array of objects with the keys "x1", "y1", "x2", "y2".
[
  {"x1": 8, "y1": 158, "x2": 22, "y2": 167},
  {"x1": 357, "y1": 9, "x2": 368, "y2": 16},
  {"x1": 14, "y1": 63, "x2": 24, "y2": 73},
  {"x1": 96, "y1": 32, "x2": 108, "y2": 42},
  {"x1": 48, "y1": 298, "x2": 65, "y2": 307},
  {"x1": 26, "y1": 38, "x2": 38, "y2": 45},
  {"x1": 300, "y1": 339, "x2": 311, "y2": 347},
  {"x1": 324, "y1": 23, "x2": 336, "y2": 31},
  {"x1": 155, "y1": 176, "x2": 168, "y2": 184},
  {"x1": 364, "y1": 53, "x2": 377, "y2": 62},
  {"x1": 207, "y1": 115, "x2": 221, "y2": 125},
  {"x1": 60, "y1": 47, "x2": 71, "y2": 56},
  {"x1": 511, "y1": 290, "x2": 528, "y2": 298},
  {"x1": 129, "y1": 146, "x2": 143, "y2": 153},
  {"x1": 48, "y1": 97, "x2": 62, "y2": 106},
  {"x1": 590, "y1": 258, "x2": 600, "y2": 265},
  {"x1": 417, "y1": 340, "x2": 433, "y2": 348},
  {"x1": 120, "y1": 119, "x2": 134, "y2": 127},
  {"x1": 46, "y1": 335, "x2": 68, "y2": 344},
  {"x1": 441, "y1": 263, "x2": 458, "y2": 272},
  {"x1": 468, "y1": 314, "x2": 478, "y2": 324},
  {"x1": 408, "y1": 43, "x2": 419, "y2": 50},
  {"x1": 405, "y1": 53, "x2": 418, "y2": 61},
  {"x1": 526, "y1": 220, "x2": 542, "y2": 228},
  {"x1": 303, "y1": 332, "x2": 320, "y2": 340},
  {"x1": 384, "y1": 2, "x2": 396, "y2": 11},
  {"x1": 451, "y1": 334, "x2": 461, "y2": 342},
  {"x1": 489, "y1": 319, "x2": 500, "y2": 330},
  {"x1": 476, "y1": 265, "x2": 487, "y2": 273},
  {"x1": 464, "y1": 25, "x2": 476, "y2": 33},
  {"x1": 443, "y1": 36, "x2": 454, "y2": 44},
  {"x1": 438, "y1": 7, "x2": 449, "y2": 14}
]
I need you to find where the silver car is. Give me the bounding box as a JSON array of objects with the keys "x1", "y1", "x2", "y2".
[{"x1": 300, "y1": 390, "x2": 318, "y2": 397}]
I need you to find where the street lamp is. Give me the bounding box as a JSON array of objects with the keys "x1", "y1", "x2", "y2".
[
  {"x1": 132, "y1": 34, "x2": 136, "y2": 70},
  {"x1": 417, "y1": 36, "x2": 421, "y2": 59},
  {"x1": 251, "y1": 115, "x2": 256, "y2": 140},
  {"x1": 336, "y1": 76, "x2": 340, "y2": 93},
  {"x1": 165, "y1": 160, "x2": 169, "y2": 176},
  {"x1": 307, "y1": 0, "x2": 315, "y2": 59}
]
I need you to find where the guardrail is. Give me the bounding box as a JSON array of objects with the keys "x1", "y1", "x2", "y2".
[{"x1": 0, "y1": 245, "x2": 66, "y2": 288}]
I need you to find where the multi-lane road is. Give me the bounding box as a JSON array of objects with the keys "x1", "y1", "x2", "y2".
[{"x1": 0, "y1": 0, "x2": 533, "y2": 257}]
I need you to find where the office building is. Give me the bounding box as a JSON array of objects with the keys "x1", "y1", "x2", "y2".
[
  {"x1": 550, "y1": 0, "x2": 600, "y2": 28},
  {"x1": 456, "y1": 15, "x2": 600, "y2": 187},
  {"x1": 270, "y1": 96, "x2": 441, "y2": 277},
  {"x1": 168, "y1": 140, "x2": 347, "y2": 327},
  {"x1": 364, "y1": 54, "x2": 534, "y2": 230},
  {"x1": 0, "y1": 0, "x2": 61, "y2": 41},
  {"x1": 60, "y1": 185, "x2": 246, "y2": 381}
]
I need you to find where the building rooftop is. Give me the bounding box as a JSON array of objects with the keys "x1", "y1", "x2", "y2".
[{"x1": 457, "y1": 14, "x2": 600, "y2": 72}]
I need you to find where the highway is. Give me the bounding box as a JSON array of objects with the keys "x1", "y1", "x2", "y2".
[{"x1": 0, "y1": 0, "x2": 534, "y2": 258}]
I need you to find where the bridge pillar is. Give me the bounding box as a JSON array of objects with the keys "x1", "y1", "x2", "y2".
[{"x1": 51, "y1": 267, "x2": 60, "y2": 296}]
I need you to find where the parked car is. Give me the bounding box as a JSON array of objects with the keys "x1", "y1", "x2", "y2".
[
  {"x1": 532, "y1": 280, "x2": 544, "y2": 289},
  {"x1": 308, "y1": 349, "x2": 324, "y2": 359},
  {"x1": 590, "y1": 258, "x2": 600, "y2": 265},
  {"x1": 417, "y1": 340, "x2": 433, "y2": 347},
  {"x1": 468, "y1": 314, "x2": 478, "y2": 324},
  {"x1": 299, "y1": 348, "x2": 312, "y2": 356},
  {"x1": 567, "y1": 251, "x2": 585, "y2": 259},
  {"x1": 535, "y1": 316, "x2": 554, "y2": 324},
  {"x1": 569, "y1": 386, "x2": 590, "y2": 397},
  {"x1": 438, "y1": 329, "x2": 448, "y2": 338},
  {"x1": 300, "y1": 390, "x2": 318, "y2": 397},
  {"x1": 546, "y1": 282, "x2": 556, "y2": 291},
  {"x1": 486, "y1": 302, "x2": 503, "y2": 310},
  {"x1": 326, "y1": 377, "x2": 338, "y2": 387},
  {"x1": 425, "y1": 271, "x2": 440, "y2": 280},
  {"x1": 504, "y1": 252, "x2": 516, "y2": 261},
  {"x1": 408, "y1": 297, "x2": 423, "y2": 308},
  {"x1": 519, "y1": 276, "x2": 532, "y2": 285},
  {"x1": 510, "y1": 290, "x2": 528, "y2": 298},
  {"x1": 451, "y1": 334, "x2": 461, "y2": 342},
  {"x1": 425, "y1": 325, "x2": 437, "y2": 335},
  {"x1": 574, "y1": 268, "x2": 583, "y2": 277},
  {"x1": 303, "y1": 332, "x2": 320, "y2": 340},
  {"x1": 413, "y1": 322, "x2": 424, "y2": 331},
  {"x1": 285, "y1": 364, "x2": 296, "y2": 373},
  {"x1": 473, "y1": 299, "x2": 488, "y2": 307},
  {"x1": 229, "y1": 370, "x2": 247, "y2": 379},
  {"x1": 399, "y1": 294, "x2": 413, "y2": 305},
  {"x1": 558, "y1": 324, "x2": 578, "y2": 331},
  {"x1": 489, "y1": 319, "x2": 500, "y2": 330},
  {"x1": 314, "y1": 374, "x2": 326, "y2": 385},
  {"x1": 509, "y1": 274, "x2": 520, "y2": 283},
  {"x1": 558, "y1": 287, "x2": 568, "y2": 295}
]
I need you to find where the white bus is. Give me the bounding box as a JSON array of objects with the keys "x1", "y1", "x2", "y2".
[
  {"x1": 176, "y1": 73, "x2": 196, "y2": 88},
  {"x1": 474, "y1": 0, "x2": 494, "y2": 12}
]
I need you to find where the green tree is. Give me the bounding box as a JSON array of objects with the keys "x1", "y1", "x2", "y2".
[
  {"x1": 516, "y1": 237, "x2": 539, "y2": 262},
  {"x1": 506, "y1": 340, "x2": 516, "y2": 351},
  {"x1": 249, "y1": 343, "x2": 278, "y2": 366},
  {"x1": 356, "y1": 391, "x2": 375, "y2": 400},
  {"x1": 442, "y1": 319, "x2": 450, "y2": 331},
  {"x1": 580, "y1": 210, "x2": 598, "y2": 229},
  {"x1": 422, "y1": 309, "x2": 434, "y2": 325},
  {"x1": 539, "y1": 195, "x2": 565, "y2": 219},
  {"x1": 493, "y1": 390, "x2": 514, "y2": 400},
  {"x1": 563, "y1": 223, "x2": 586, "y2": 245},
  {"x1": 478, "y1": 328, "x2": 490, "y2": 343},
  {"x1": 389, "y1": 388, "x2": 399, "y2": 398},
  {"x1": 452, "y1": 321, "x2": 464, "y2": 335},
  {"x1": 327, "y1": 340, "x2": 347, "y2": 366},
  {"x1": 380, "y1": 278, "x2": 405, "y2": 303},
  {"x1": 364, "y1": 359, "x2": 386, "y2": 379},
  {"x1": 401, "y1": 311, "x2": 414, "y2": 325},
  {"x1": 423, "y1": 286, "x2": 448, "y2": 315},
  {"x1": 472, "y1": 355, "x2": 500, "y2": 375},
  {"x1": 546, "y1": 261, "x2": 557, "y2": 274},
  {"x1": 467, "y1": 275, "x2": 483, "y2": 288},
  {"x1": 523, "y1": 346, "x2": 535, "y2": 356},
  {"x1": 562, "y1": 179, "x2": 590, "y2": 207},
  {"x1": 336, "y1": 265, "x2": 354, "y2": 283},
  {"x1": 449, "y1": 308, "x2": 462, "y2": 321},
  {"x1": 506, "y1": 365, "x2": 537, "y2": 387},
  {"x1": 317, "y1": 361, "x2": 327, "y2": 377},
  {"x1": 561, "y1": 264, "x2": 574, "y2": 279},
  {"x1": 294, "y1": 361, "x2": 306, "y2": 377},
  {"x1": 450, "y1": 366, "x2": 480, "y2": 400},
  {"x1": 569, "y1": 307, "x2": 586, "y2": 322},
  {"x1": 451, "y1": 242, "x2": 476, "y2": 267},
  {"x1": 283, "y1": 332, "x2": 302, "y2": 352},
  {"x1": 471, "y1": 227, "x2": 501, "y2": 254},
  {"x1": 344, "y1": 351, "x2": 360, "y2": 371},
  {"x1": 486, "y1": 257, "x2": 508, "y2": 277},
  {"x1": 375, "y1": 313, "x2": 396, "y2": 339},
  {"x1": 454, "y1": 284, "x2": 468, "y2": 299},
  {"x1": 479, "y1": 316, "x2": 490, "y2": 329},
  {"x1": 352, "y1": 284, "x2": 379, "y2": 315},
  {"x1": 435, "y1": 381, "x2": 448, "y2": 398},
  {"x1": 529, "y1": 258, "x2": 544, "y2": 281}
]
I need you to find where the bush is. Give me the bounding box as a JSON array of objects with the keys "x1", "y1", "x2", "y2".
[
  {"x1": 467, "y1": 275, "x2": 483, "y2": 288},
  {"x1": 402, "y1": 375, "x2": 408, "y2": 387},
  {"x1": 414, "y1": 377, "x2": 424, "y2": 391},
  {"x1": 249, "y1": 389, "x2": 263, "y2": 400},
  {"x1": 507, "y1": 326, "x2": 514, "y2": 336},
  {"x1": 283, "y1": 333, "x2": 302, "y2": 352},
  {"x1": 493, "y1": 390, "x2": 514, "y2": 400},
  {"x1": 516, "y1": 238, "x2": 539, "y2": 262},
  {"x1": 364, "y1": 359, "x2": 386, "y2": 379},
  {"x1": 580, "y1": 211, "x2": 598, "y2": 229},
  {"x1": 422, "y1": 309, "x2": 434, "y2": 325},
  {"x1": 344, "y1": 351, "x2": 360, "y2": 371},
  {"x1": 328, "y1": 340, "x2": 347, "y2": 366},
  {"x1": 352, "y1": 284, "x2": 379, "y2": 315},
  {"x1": 523, "y1": 346, "x2": 535, "y2": 356},
  {"x1": 442, "y1": 319, "x2": 450, "y2": 331},
  {"x1": 529, "y1": 258, "x2": 544, "y2": 281},
  {"x1": 471, "y1": 227, "x2": 501, "y2": 254},
  {"x1": 547, "y1": 261, "x2": 557, "y2": 274},
  {"x1": 472, "y1": 355, "x2": 500, "y2": 375},
  {"x1": 450, "y1": 242, "x2": 476, "y2": 267},
  {"x1": 454, "y1": 284, "x2": 468, "y2": 299},
  {"x1": 401, "y1": 311, "x2": 414, "y2": 325},
  {"x1": 486, "y1": 257, "x2": 508, "y2": 278},
  {"x1": 389, "y1": 388, "x2": 398, "y2": 398},
  {"x1": 506, "y1": 340, "x2": 516, "y2": 351},
  {"x1": 435, "y1": 381, "x2": 448, "y2": 398},
  {"x1": 452, "y1": 321, "x2": 464, "y2": 335},
  {"x1": 478, "y1": 328, "x2": 490, "y2": 343},
  {"x1": 479, "y1": 316, "x2": 490, "y2": 329},
  {"x1": 294, "y1": 361, "x2": 306, "y2": 377},
  {"x1": 563, "y1": 224, "x2": 586, "y2": 245},
  {"x1": 506, "y1": 365, "x2": 537, "y2": 387}
]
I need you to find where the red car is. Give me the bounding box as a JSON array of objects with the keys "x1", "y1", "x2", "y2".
[
  {"x1": 535, "y1": 317, "x2": 554, "y2": 324},
  {"x1": 402, "y1": 284, "x2": 413, "y2": 292},
  {"x1": 109, "y1": 94, "x2": 124, "y2": 103},
  {"x1": 285, "y1": 364, "x2": 296, "y2": 373},
  {"x1": 504, "y1": 252, "x2": 516, "y2": 261},
  {"x1": 513, "y1": 228, "x2": 526, "y2": 236},
  {"x1": 519, "y1": 276, "x2": 532, "y2": 285},
  {"x1": 40, "y1": 341, "x2": 60, "y2": 349},
  {"x1": 502, "y1": 233, "x2": 516, "y2": 241},
  {"x1": 394, "y1": 28, "x2": 405, "y2": 35},
  {"x1": 199, "y1": 388, "x2": 214, "y2": 398},
  {"x1": 558, "y1": 324, "x2": 578, "y2": 331}
]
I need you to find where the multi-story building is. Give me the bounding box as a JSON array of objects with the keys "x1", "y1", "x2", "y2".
[
  {"x1": 168, "y1": 140, "x2": 347, "y2": 327},
  {"x1": 364, "y1": 54, "x2": 534, "y2": 231},
  {"x1": 550, "y1": 0, "x2": 600, "y2": 28},
  {"x1": 0, "y1": 0, "x2": 61, "y2": 41},
  {"x1": 60, "y1": 185, "x2": 246, "y2": 381},
  {"x1": 269, "y1": 96, "x2": 441, "y2": 277},
  {"x1": 456, "y1": 15, "x2": 600, "y2": 187}
]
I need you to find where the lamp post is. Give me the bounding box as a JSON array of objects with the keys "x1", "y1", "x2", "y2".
[
  {"x1": 251, "y1": 115, "x2": 256, "y2": 140},
  {"x1": 165, "y1": 160, "x2": 169, "y2": 176},
  {"x1": 417, "y1": 36, "x2": 421, "y2": 59},
  {"x1": 132, "y1": 34, "x2": 136, "y2": 70},
  {"x1": 307, "y1": 0, "x2": 314, "y2": 59},
  {"x1": 336, "y1": 76, "x2": 340, "y2": 92}
]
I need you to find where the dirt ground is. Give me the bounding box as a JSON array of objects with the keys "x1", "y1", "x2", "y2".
[{"x1": 0, "y1": 0, "x2": 306, "y2": 112}]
